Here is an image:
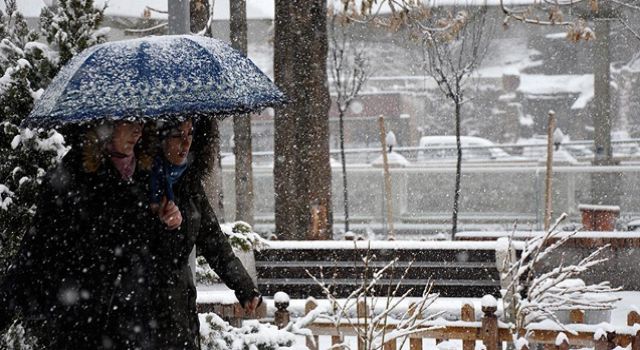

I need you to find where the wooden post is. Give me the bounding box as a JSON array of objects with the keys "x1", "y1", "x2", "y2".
[
  {"x1": 594, "y1": 334, "x2": 608, "y2": 350},
  {"x1": 481, "y1": 304, "x2": 499, "y2": 350},
  {"x1": 461, "y1": 303, "x2": 476, "y2": 350},
  {"x1": 305, "y1": 299, "x2": 319, "y2": 350},
  {"x1": 570, "y1": 309, "x2": 585, "y2": 324},
  {"x1": 556, "y1": 333, "x2": 569, "y2": 350},
  {"x1": 632, "y1": 329, "x2": 640, "y2": 350},
  {"x1": 628, "y1": 310, "x2": 640, "y2": 326},
  {"x1": 384, "y1": 339, "x2": 397, "y2": 350},
  {"x1": 378, "y1": 116, "x2": 395, "y2": 240},
  {"x1": 357, "y1": 299, "x2": 368, "y2": 350},
  {"x1": 408, "y1": 303, "x2": 423, "y2": 350},
  {"x1": 232, "y1": 302, "x2": 244, "y2": 327},
  {"x1": 544, "y1": 110, "x2": 556, "y2": 231},
  {"x1": 274, "y1": 296, "x2": 290, "y2": 329},
  {"x1": 332, "y1": 336, "x2": 343, "y2": 350}
]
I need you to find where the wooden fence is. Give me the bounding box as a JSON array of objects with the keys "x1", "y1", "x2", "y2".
[{"x1": 272, "y1": 297, "x2": 640, "y2": 350}]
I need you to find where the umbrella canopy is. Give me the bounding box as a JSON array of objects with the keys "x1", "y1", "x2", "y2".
[{"x1": 23, "y1": 35, "x2": 285, "y2": 128}]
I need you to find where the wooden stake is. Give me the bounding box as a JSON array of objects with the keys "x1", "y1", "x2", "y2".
[
  {"x1": 570, "y1": 309, "x2": 585, "y2": 324},
  {"x1": 628, "y1": 310, "x2": 640, "y2": 326},
  {"x1": 305, "y1": 299, "x2": 319, "y2": 350},
  {"x1": 408, "y1": 303, "x2": 423, "y2": 350},
  {"x1": 544, "y1": 110, "x2": 556, "y2": 231},
  {"x1": 378, "y1": 116, "x2": 395, "y2": 240},
  {"x1": 461, "y1": 303, "x2": 476, "y2": 350}
]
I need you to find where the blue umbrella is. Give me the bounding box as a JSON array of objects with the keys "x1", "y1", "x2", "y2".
[{"x1": 23, "y1": 35, "x2": 285, "y2": 128}]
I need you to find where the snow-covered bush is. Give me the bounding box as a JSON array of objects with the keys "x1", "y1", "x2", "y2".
[
  {"x1": 196, "y1": 255, "x2": 220, "y2": 285},
  {"x1": 0, "y1": 0, "x2": 106, "y2": 271},
  {"x1": 0, "y1": 319, "x2": 38, "y2": 350},
  {"x1": 0, "y1": 0, "x2": 107, "y2": 344},
  {"x1": 196, "y1": 221, "x2": 267, "y2": 285},
  {"x1": 498, "y1": 214, "x2": 620, "y2": 340},
  {"x1": 39, "y1": 0, "x2": 108, "y2": 66},
  {"x1": 220, "y1": 221, "x2": 267, "y2": 252},
  {"x1": 199, "y1": 313, "x2": 298, "y2": 350}
]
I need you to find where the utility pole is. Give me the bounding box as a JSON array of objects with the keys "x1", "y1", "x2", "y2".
[{"x1": 591, "y1": 5, "x2": 619, "y2": 206}]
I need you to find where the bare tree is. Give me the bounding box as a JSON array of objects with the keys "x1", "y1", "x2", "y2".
[
  {"x1": 230, "y1": 0, "x2": 255, "y2": 225},
  {"x1": 328, "y1": 10, "x2": 370, "y2": 234},
  {"x1": 420, "y1": 7, "x2": 492, "y2": 238},
  {"x1": 333, "y1": 2, "x2": 492, "y2": 237}
]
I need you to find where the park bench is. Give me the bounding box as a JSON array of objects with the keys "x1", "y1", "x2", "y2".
[{"x1": 254, "y1": 240, "x2": 507, "y2": 298}]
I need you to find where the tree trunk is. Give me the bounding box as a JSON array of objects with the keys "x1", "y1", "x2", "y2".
[
  {"x1": 339, "y1": 109, "x2": 349, "y2": 233},
  {"x1": 201, "y1": 119, "x2": 225, "y2": 218},
  {"x1": 189, "y1": 0, "x2": 210, "y2": 33},
  {"x1": 452, "y1": 99, "x2": 462, "y2": 239},
  {"x1": 187, "y1": 0, "x2": 223, "y2": 217},
  {"x1": 274, "y1": 0, "x2": 332, "y2": 240},
  {"x1": 230, "y1": 0, "x2": 254, "y2": 225}
]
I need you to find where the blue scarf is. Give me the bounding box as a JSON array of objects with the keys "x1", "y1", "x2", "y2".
[{"x1": 150, "y1": 156, "x2": 188, "y2": 204}]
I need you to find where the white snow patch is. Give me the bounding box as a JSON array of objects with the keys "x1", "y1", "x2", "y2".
[
  {"x1": 10, "y1": 135, "x2": 21, "y2": 149},
  {"x1": 370, "y1": 151, "x2": 410, "y2": 167},
  {"x1": 515, "y1": 337, "x2": 529, "y2": 350},
  {"x1": 518, "y1": 74, "x2": 593, "y2": 110},
  {"x1": 555, "y1": 332, "x2": 569, "y2": 346},
  {"x1": 436, "y1": 340, "x2": 458, "y2": 350},
  {"x1": 546, "y1": 32, "x2": 569, "y2": 40},
  {"x1": 0, "y1": 185, "x2": 14, "y2": 210},
  {"x1": 274, "y1": 291, "x2": 290, "y2": 304},
  {"x1": 519, "y1": 114, "x2": 534, "y2": 127},
  {"x1": 481, "y1": 295, "x2": 497, "y2": 308},
  {"x1": 578, "y1": 204, "x2": 621, "y2": 212},
  {"x1": 594, "y1": 327, "x2": 607, "y2": 340}
]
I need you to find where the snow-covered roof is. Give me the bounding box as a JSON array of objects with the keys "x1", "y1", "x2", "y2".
[
  {"x1": 3, "y1": 0, "x2": 275, "y2": 19},
  {"x1": 518, "y1": 74, "x2": 594, "y2": 110}
]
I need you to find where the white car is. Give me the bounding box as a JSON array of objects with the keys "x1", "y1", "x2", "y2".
[{"x1": 416, "y1": 136, "x2": 512, "y2": 162}]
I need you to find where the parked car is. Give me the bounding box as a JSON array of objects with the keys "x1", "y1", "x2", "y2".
[{"x1": 416, "y1": 136, "x2": 513, "y2": 162}]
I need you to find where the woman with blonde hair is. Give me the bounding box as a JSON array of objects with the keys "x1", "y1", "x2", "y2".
[{"x1": 0, "y1": 120, "x2": 156, "y2": 349}]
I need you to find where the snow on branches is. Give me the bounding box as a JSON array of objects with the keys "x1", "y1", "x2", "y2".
[
  {"x1": 307, "y1": 243, "x2": 441, "y2": 350},
  {"x1": 497, "y1": 213, "x2": 620, "y2": 339},
  {"x1": 0, "y1": 0, "x2": 105, "y2": 272},
  {"x1": 39, "y1": 0, "x2": 109, "y2": 66},
  {"x1": 199, "y1": 313, "x2": 300, "y2": 350}
]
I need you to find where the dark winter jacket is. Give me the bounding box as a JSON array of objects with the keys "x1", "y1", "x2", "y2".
[
  {"x1": 149, "y1": 173, "x2": 260, "y2": 350},
  {"x1": 0, "y1": 149, "x2": 155, "y2": 349}
]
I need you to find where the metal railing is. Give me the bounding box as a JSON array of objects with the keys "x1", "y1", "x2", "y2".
[{"x1": 221, "y1": 139, "x2": 640, "y2": 166}]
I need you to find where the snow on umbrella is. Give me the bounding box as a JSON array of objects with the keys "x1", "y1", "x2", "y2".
[{"x1": 22, "y1": 35, "x2": 285, "y2": 128}]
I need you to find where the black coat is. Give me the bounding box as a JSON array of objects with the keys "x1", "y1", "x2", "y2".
[
  {"x1": 149, "y1": 174, "x2": 260, "y2": 350},
  {"x1": 0, "y1": 152, "x2": 155, "y2": 349}
]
